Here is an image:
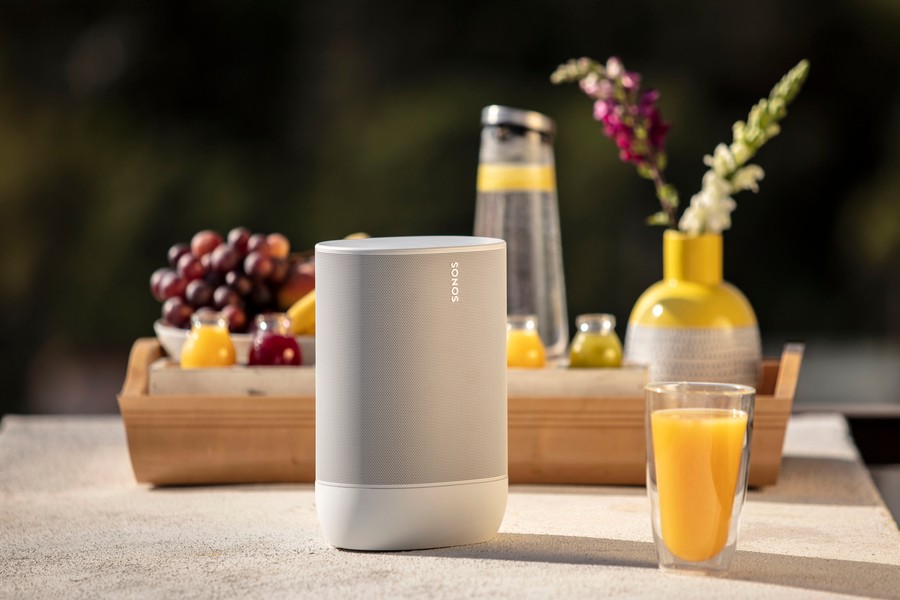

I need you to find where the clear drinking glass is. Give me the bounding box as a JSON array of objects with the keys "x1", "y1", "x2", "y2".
[
  {"x1": 474, "y1": 105, "x2": 569, "y2": 359},
  {"x1": 645, "y1": 382, "x2": 755, "y2": 573}
]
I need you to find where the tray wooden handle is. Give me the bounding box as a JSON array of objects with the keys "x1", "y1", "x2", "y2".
[
  {"x1": 121, "y1": 338, "x2": 162, "y2": 396},
  {"x1": 774, "y1": 343, "x2": 804, "y2": 399}
]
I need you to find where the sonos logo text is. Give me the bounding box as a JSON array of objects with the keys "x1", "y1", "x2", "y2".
[{"x1": 450, "y1": 261, "x2": 460, "y2": 303}]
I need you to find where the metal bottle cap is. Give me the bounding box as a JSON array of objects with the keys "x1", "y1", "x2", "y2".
[{"x1": 481, "y1": 105, "x2": 555, "y2": 135}]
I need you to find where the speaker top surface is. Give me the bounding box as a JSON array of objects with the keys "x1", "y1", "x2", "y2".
[{"x1": 316, "y1": 235, "x2": 505, "y2": 255}]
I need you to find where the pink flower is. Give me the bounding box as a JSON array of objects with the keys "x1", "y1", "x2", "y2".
[
  {"x1": 593, "y1": 100, "x2": 612, "y2": 120},
  {"x1": 580, "y1": 60, "x2": 670, "y2": 163},
  {"x1": 597, "y1": 79, "x2": 614, "y2": 99},
  {"x1": 605, "y1": 57, "x2": 623, "y2": 79},
  {"x1": 640, "y1": 89, "x2": 660, "y2": 109},
  {"x1": 619, "y1": 148, "x2": 639, "y2": 162},
  {"x1": 648, "y1": 111, "x2": 670, "y2": 150},
  {"x1": 580, "y1": 76, "x2": 600, "y2": 96},
  {"x1": 552, "y1": 55, "x2": 678, "y2": 226},
  {"x1": 614, "y1": 130, "x2": 633, "y2": 151},
  {"x1": 621, "y1": 71, "x2": 641, "y2": 91}
]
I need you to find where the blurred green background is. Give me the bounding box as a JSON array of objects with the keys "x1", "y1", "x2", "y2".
[{"x1": 1, "y1": 0, "x2": 899, "y2": 414}]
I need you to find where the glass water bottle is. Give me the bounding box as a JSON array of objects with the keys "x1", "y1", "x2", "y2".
[{"x1": 475, "y1": 105, "x2": 569, "y2": 358}]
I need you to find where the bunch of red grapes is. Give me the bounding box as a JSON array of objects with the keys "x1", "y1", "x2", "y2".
[{"x1": 151, "y1": 228, "x2": 292, "y2": 332}]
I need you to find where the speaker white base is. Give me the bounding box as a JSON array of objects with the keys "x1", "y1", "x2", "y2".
[{"x1": 315, "y1": 476, "x2": 508, "y2": 551}]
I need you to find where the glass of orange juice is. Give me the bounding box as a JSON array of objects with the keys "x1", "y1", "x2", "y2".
[{"x1": 645, "y1": 381, "x2": 754, "y2": 573}]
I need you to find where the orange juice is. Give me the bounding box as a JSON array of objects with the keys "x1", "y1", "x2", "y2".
[
  {"x1": 507, "y1": 329, "x2": 546, "y2": 368},
  {"x1": 651, "y1": 408, "x2": 748, "y2": 562},
  {"x1": 181, "y1": 318, "x2": 236, "y2": 368}
]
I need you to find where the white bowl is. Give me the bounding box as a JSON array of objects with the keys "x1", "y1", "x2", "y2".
[{"x1": 154, "y1": 320, "x2": 315, "y2": 365}]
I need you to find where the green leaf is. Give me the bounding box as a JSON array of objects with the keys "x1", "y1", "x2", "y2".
[
  {"x1": 659, "y1": 183, "x2": 679, "y2": 209},
  {"x1": 637, "y1": 163, "x2": 655, "y2": 179},
  {"x1": 646, "y1": 211, "x2": 672, "y2": 226}
]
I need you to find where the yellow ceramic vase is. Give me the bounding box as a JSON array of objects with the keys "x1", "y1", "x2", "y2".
[{"x1": 623, "y1": 231, "x2": 761, "y2": 387}]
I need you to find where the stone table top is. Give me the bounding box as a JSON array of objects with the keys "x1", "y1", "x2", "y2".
[{"x1": 1, "y1": 413, "x2": 898, "y2": 599}]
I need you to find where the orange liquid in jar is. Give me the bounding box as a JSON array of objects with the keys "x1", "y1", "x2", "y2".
[
  {"x1": 651, "y1": 408, "x2": 748, "y2": 562},
  {"x1": 181, "y1": 321, "x2": 236, "y2": 368},
  {"x1": 507, "y1": 329, "x2": 546, "y2": 368}
]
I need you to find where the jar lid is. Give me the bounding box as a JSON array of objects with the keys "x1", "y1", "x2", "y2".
[
  {"x1": 576, "y1": 313, "x2": 616, "y2": 328},
  {"x1": 481, "y1": 105, "x2": 555, "y2": 135}
]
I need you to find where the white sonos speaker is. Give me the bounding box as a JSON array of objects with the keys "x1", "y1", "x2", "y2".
[{"x1": 314, "y1": 236, "x2": 508, "y2": 551}]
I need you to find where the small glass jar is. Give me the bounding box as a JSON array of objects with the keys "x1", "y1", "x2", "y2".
[
  {"x1": 507, "y1": 314, "x2": 546, "y2": 368},
  {"x1": 249, "y1": 313, "x2": 302, "y2": 366},
  {"x1": 568, "y1": 314, "x2": 623, "y2": 369},
  {"x1": 181, "y1": 310, "x2": 236, "y2": 368}
]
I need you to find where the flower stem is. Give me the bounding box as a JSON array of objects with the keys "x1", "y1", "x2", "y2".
[
  {"x1": 648, "y1": 166, "x2": 676, "y2": 229},
  {"x1": 645, "y1": 148, "x2": 679, "y2": 228}
]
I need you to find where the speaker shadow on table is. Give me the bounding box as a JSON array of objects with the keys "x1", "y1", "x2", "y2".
[{"x1": 406, "y1": 534, "x2": 900, "y2": 598}]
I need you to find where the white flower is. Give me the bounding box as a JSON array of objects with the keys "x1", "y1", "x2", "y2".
[
  {"x1": 731, "y1": 165, "x2": 765, "y2": 193},
  {"x1": 678, "y1": 162, "x2": 765, "y2": 234},
  {"x1": 674, "y1": 60, "x2": 808, "y2": 234},
  {"x1": 677, "y1": 201, "x2": 707, "y2": 235},
  {"x1": 704, "y1": 194, "x2": 737, "y2": 232},
  {"x1": 703, "y1": 143, "x2": 736, "y2": 177},
  {"x1": 702, "y1": 169, "x2": 732, "y2": 197},
  {"x1": 678, "y1": 171, "x2": 738, "y2": 235},
  {"x1": 729, "y1": 141, "x2": 753, "y2": 165}
]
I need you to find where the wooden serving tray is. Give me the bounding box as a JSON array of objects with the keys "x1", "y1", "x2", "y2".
[
  {"x1": 509, "y1": 346, "x2": 802, "y2": 486},
  {"x1": 118, "y1": 338, "x2": 801, "y2": 487}
]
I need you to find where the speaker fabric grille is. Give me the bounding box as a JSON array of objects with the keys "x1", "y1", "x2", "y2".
[{"x1": 316, "y1": 244, "x2": 507, "y2": 486}]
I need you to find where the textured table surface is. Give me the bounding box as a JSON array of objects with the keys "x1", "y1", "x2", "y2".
[{"x1": 1, "y1": 413, "x2": 898, "y2": 599}]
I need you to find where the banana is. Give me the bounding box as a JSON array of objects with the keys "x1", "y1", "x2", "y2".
[
  {"x1": 287, "y1": 289, "x2": 316, "y2": 336},
  {"x1": 287, "y1": 233, "x2": 367, "y2": 336}
]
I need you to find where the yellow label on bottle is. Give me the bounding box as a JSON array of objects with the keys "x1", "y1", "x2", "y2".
[{"x1": 477, "y1": 164, "x2": 556, "y2": 192}]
